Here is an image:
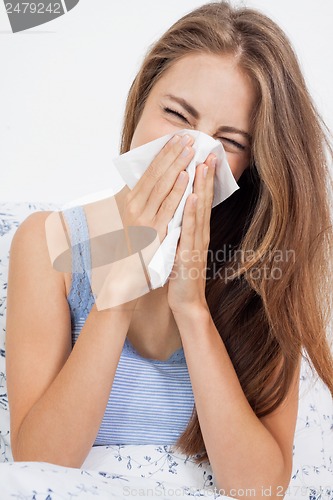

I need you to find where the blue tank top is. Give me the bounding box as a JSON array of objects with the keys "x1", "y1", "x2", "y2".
[{"x1": 62, "y1": 205, "x2": 195, "y2": 445}]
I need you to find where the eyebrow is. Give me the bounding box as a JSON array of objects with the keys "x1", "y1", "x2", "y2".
[{"x1": 164, "y1": 93, "x2": 252, "y2": 142}]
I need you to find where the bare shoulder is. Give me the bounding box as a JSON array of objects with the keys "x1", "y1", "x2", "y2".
[
  {"x1": 12, "y1": 210, "x2": 52, "y2": 239},
  {"x1": 11, "y1": 210, "x2": 55, "y2": 258},
  {"x1": 7, "y1": 208, "x2": 70, "y2": 329},
  {"x1": 10, "y1": 210, "x2": 70, "y2": 294}
]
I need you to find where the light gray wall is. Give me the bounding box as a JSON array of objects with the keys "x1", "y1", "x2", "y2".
[{"x1": 1, "y1": 0, "x2": 332, "y2": 203}]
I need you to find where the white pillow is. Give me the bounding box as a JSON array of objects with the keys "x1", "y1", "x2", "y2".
[{"x1": 0, "y1": 202, "x2": 332, "y2": 498}]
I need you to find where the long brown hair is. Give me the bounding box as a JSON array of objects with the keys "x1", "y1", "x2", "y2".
[{"x1": 119, "y1": 1, "x2": 333, "y2": 463}]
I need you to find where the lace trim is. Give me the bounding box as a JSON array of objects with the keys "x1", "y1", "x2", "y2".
[
  {"x1": 123, "y1": 338, "x2": 185, "y2": 364},
  {"x1": 62, "y1": 206, "x2": 95, "y2": 325}
]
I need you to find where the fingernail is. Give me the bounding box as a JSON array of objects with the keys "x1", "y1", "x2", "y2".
[
  {"x1": 171, "y1": 135, "x2": 180, "y2": 144},
  {"x1": 180, "y1": 134, "x2": 191, "y2": 146},
  {"x1": 203, "y1": 166, "x2": 208, "y2": 178},
  {"x1": 177, "y1": 171, "x2": 187, "y2": 183},
  {"x1": 181, "y1": 146, "x2": 191, "y2": 157},
  {"x1": 211, "y1": 157, "x2": 217, "y2": 168}
]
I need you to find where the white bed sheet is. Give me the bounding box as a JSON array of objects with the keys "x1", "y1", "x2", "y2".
[{"x1": 0, "y1": 444, "x2": 232, "y2": 499}]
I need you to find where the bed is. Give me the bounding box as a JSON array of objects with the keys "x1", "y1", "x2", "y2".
[{"x1": 0, "y1": 202, "x2": 332, "y2": 500}]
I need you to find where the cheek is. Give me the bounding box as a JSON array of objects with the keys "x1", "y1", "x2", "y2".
[
  {"x1": 130, "y1": 111, "x2": 187, "y2": 150},
  {"x1": 130, "y1": 124, "x2": 156, "y2": 150},
  {"x1": 130, "y1": 113, "x2": 175, "y2": 150},
  {"x1": 226, "y1": 154, "x2": 249, "y2": 182}
]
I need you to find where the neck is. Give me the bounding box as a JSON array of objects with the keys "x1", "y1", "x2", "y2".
[{"x1": 127, "y1": 282, "x2": 182, "y2": 353}]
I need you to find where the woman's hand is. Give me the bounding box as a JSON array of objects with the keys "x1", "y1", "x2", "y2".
[
  {"x1": 120, "y1": 133, "x2": 195, "y2": 243},
  {"x1": 96, "y1": 133, "x2": 196, "y2": 310},
  {"x1": 167, "y1": 154, "x2": 217, "y2": 316}
]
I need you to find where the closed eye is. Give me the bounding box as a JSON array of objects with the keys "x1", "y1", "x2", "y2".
[
  {"x1": 163, "y1": 106, "x2": 246, "y2": 151},
  {"x1": 163, "y1": 107, "x2": 188, "y2": 123},
  {"x1": 221, "y1": 138, "x2": 246, "y2": 151}
]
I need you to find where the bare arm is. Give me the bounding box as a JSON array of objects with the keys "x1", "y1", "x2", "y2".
[
  {"x1": 166, "y1": 153, "x2": 299, "y2": 499},
  {"x1": 173, "y1": 306, "x2": 300, "y2": 500},
  {"x1": 6, "y1": 211, "x2": 133, "y2": 468},
  {"x1": 6, "y1": 133, "x2": 196, "y2": 468}
]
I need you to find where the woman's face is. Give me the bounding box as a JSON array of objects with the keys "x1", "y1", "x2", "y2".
[{"x1": 130, "y1": 52, "x2": 256, "y2": 181}]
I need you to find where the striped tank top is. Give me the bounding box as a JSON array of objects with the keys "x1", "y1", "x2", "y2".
[{"x1": 62, "y1": 205, "x2": 195, "y2": 445}]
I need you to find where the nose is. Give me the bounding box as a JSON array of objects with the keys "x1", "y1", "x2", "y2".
[{"x1": 189, "y1": 123, "x2": 216, "y2": 141}]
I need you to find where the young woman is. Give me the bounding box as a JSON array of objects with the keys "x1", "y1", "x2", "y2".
[{"x1": 6, "y1": 1, "x2": 333, "y2": 497}]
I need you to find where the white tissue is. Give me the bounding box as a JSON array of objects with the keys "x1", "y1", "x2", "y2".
[{"x1": 112, "y1": 128, "x2": 239, "y2": 289}]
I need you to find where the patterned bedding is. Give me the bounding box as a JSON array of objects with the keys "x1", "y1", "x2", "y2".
[{"x1": 0, "y1": 202, "x2": 332, "y2": 500}]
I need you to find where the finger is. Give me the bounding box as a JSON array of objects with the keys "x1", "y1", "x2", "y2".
[
  {"x1": 131, "y1": 134, "x2": 194, "y2": 213},
  {"x1": 178, "y1": 193, "x2": 197, "y2": 254},
  {"x1": 192, "y1": 163, "x2": 207, "y2": 250},
  {"x1": 144, "y1": 143, "x2": 194, "y2": 220},
  {"x1": 203, "y1": 157, "x2": 216, "y2": 238},
  {"x1": 155, "y1": 170, "x2": 189, "y2": 230}
]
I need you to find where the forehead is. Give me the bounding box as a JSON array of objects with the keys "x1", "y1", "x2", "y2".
[{"x1": 150, "y1": 53, "x2": 256, "y2": 127}]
